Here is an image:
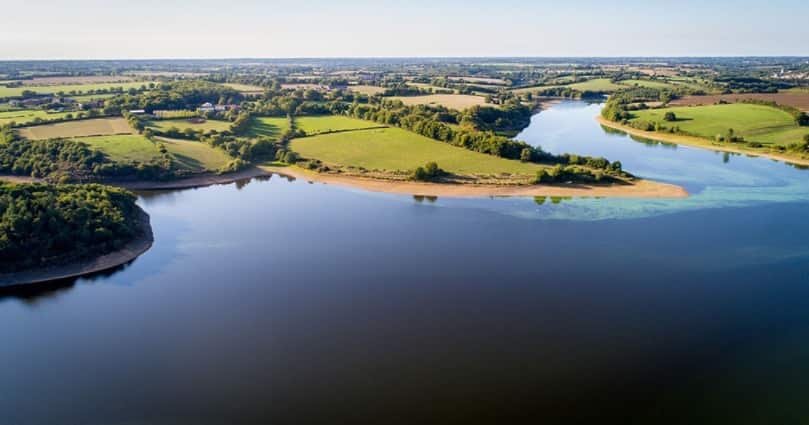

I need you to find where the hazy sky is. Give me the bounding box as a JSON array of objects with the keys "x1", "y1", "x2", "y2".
[{"x1": 1, "y1": 0, "x2": 807, "y2": 59}]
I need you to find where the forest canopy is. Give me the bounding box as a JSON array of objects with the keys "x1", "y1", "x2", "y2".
[{"x1": 0, "y1": 183, "x2": 143, "y2": 272}]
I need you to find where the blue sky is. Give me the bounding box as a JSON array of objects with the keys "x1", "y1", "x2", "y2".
[{"x1": 1, "y1": 0, "x2": 806, "y2": 59}]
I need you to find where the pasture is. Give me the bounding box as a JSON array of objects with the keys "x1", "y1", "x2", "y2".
[
  {"x1": 223, "y1": 83, "x2": 265, "y2": 94},
  {"x1": 17, "y1": 76, "x2": 135, "y2": 86},
  {"x1": 0, "y1": 82, "x2": 155, "y2": 98},
  {"x1": 390, "y1": 94, "x2": 489, "y2": 110},
  {"x1": 159, "y1": 138, "x2": 232, "y2": 171},
  {"x1": 348, "y1": 85, "x2": 386, "y2": 96},
  {"x1": 245, "y1": 117, "x2": 290, "y2": 138},
  {"x1": 147, "y1": 118, "x2": 233, "y2": 133},
  {"x1": 290, "y1": 127, "x2": 544, "y2": 176},
  {"x1": 76, "y1": 135, "x2": 161, "y2": 162},
  {"x1": 565, "y1": 78, "x2": 625, "y2": 93},
  {"x1": 0, "y1": 109, "x2": 73, "y2": 127},
  {"x1": 296, "y1": 116, "x2": 383, "y2": 135},
  {"x1": 669, "y1": 93, "x2": 809, "y2": 112},
  {"x1": 629, "y1": 103, "x2": 809, "y2": 146},
  {"x1": 19, "y1": 117, "x2": 134, "y2": 140}
]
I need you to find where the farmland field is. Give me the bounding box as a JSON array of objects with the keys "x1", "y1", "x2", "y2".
[
  {"x1": 19, "y1": 117, "x2": 134, "y2": 140},
  {"x1": 159, "y1": 138, "x2": 232, "y2": 171},
  {"x1": 390, "y1": 94, "x2": 489, "y2": 110},
  {"x1": 223, "y1": 83, "x2": 265, "y2": 94},
  {"x1": 245, "y1": 116, "x2": 290, "y2": 138},
  {"x1": 566, "y1": 78, "x2": 625, "y2": 92},
  {"x1": 0, "y1": 109, "x2": 73, "y2": 126},
  {"x1": 75, "y1": 134, "x2": 161, "y2": 162},
  {"x1": 296, "y1": 115, "x2": 382, "y2": 135},
  {"x1": 348, "y1": 85, "x2": 386, "y2": 95},
  {"x1": 290, "y1": 126, "x2": 544, "y2": 175},
  {"x1": 0, "y1": 81, "x2": 156, "y2": 98},
  {"x1": 147, "y1": 118, "x2": 233, "y2": 133},
  {"x1": 447, "y1": 76, "x2": 508, "y2": 85},
  {"x1": 629, "y1": 103, "x2": 809, "y2": 146},
  {"x1": 669, "y1": 93, "x2": 809, "y2": 112},
  {"x1": 74, "y1": 134, "x2": 231, "y2": 172},
  {"x1": 17, "y1": 76, "x2": 136, "y2": 86}
]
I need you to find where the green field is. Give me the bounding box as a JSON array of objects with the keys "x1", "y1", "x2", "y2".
[
  {"x1": 147, "y1": 118, "x2": 233, "y2": 133},
  {"x1": 245, "y1": 116, "x2": 290, "y2": 138},
  {"x1": 290, "y1": 127, "x2": 545, "y2": 175},
  {"x1": 69, "y1": 93, "x2": 118, "y2": 102},
  {"x1": 566, "y1": 78, "x2": 625, "y2": 92},
  {"x1": 620, "y1": 79, "x2": 677, "y2": 90},
  {"x1": 0, "y1": 82, "x2": 155, "y2": 98},
  {"x1": 223, "y1": 83, "x2": 265, "y2": 93},
  {"x1": 160, "y1": 138, "x2": 232, "y2": 171},
  {"x1": 19, "y1": 117, "x2": 133, "y2": 140},
  {"x1": 629, "y1": 103, "x2": 809, "y2": 146},
  {"x1": 296, "y1": 115, "x2": 382, "y2": 135},
  {"x1": 75, "y1": 134, "x2": 161, "y2": 162},
  {"x1": 0, "y1": 109, "x2": 73, "y2": 126}
]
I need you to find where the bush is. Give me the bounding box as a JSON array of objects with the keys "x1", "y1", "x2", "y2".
[
  {"x1": 412, "y1": 161, "x2": 445, "y2": 181},
  {"x1": 663, "y1": 112, "x2": 677, "y2": 122}
]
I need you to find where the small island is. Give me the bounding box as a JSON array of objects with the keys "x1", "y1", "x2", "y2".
[{"x1": 0, "y1": 183, "x2": 153, "y2": 287}]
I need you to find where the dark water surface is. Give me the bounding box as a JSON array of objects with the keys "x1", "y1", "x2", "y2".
[{"x1": 3, "y1": 101, "x2": 809, "y2": 424}]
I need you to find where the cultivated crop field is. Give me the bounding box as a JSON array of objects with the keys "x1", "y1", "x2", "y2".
[
  {"x1": 245, "y1": 117, "x2": 290, "y2": 138},
  {"x1": 19, "y1": 117, "x2": 134, "y2": 140},
  {"x1": 669, "y1": 93, "x2": 809, "y2": 112},
  {"x1": 296, "y1": 116, "x2": 383, "y2": 135},
  {"x1": 0, "y1": 109, "x2": 73, "y2": 126},
  {"x1": 390, "y1": 94, "x2": 489, "y2": 110},
  {"x1": 290, "y1": 126, "x2": 544, "y2": 176},
  {"x1": 147, "y1": 118, "x2": 233, "y2": 133},
  {"x1": 629, "y1": 103, "x2": 809, "y2": 146}
]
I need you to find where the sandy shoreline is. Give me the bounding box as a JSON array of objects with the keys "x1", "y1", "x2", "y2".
[
  {"x1": 597, "y1": 116, "x2": 809, "y2": 167},
  {"x1": 0, "y1": 167, "x2": 272, "y2": 191},
  {"x1": 260, "y1": 165, "x2": 688, "y2": 199},
  {"x1": 0, "y1": 206, "x2": 154, "y2": 288}
]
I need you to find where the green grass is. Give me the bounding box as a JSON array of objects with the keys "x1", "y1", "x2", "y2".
[
  {"x1": 0, "y1": 109, "x2": 73, "y2": 126},
  {"x1": 296, "y1": 115, "x2": 383, "y2": 135},
  {"x1": 147, "y1": 118, "x2": 233, "y2": 133},
  {"x1": 223, "y1": 83, "x2": 265, "y2": 93},
  {"x1": 74, "y1": 134, "x2": 231, "y2": 172},
  {"x1": 620, "y1": 79, "x2": 676, "y2": 90},
  {"x1": 0, "y1": 82, "x2": 155, "y2": 98},
  {"x1": 160, "y1": 138, "x2": 232, "y2": 172},
  {"x1": 290, "y1": 127, "x2": 545, "y2": 175},
  {"x1": 245, "y1": 116, "x2": 290, "y2": 138},
  {"x1": 566, "y1": 78, "x2": 625, "y2": 93},
  {"x1": 69, "y1": 93, "x2": 118, "y2": 102},
  {"x1": 75, "y1": 135, "x2": 161, "y2": 162},
  {"x1": 629, "y1": 103, "x2": 809, "y2": 146},
  {"x1": 19, "y1": 117, "x2": 133, "y2": 140}
]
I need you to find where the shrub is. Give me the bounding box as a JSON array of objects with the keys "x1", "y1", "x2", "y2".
[
  {"x1": 412, "y1": 161, "x2": 445, "y2": 181},
  {"x1": 663, "y1": 112, "x2": 677, "y2": 122}
]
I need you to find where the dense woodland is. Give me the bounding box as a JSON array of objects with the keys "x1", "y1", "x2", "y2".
[{"x1": 0, "y1": 183, "x2": 142, "y2": 272}]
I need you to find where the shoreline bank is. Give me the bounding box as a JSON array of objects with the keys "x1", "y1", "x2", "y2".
[
  {"x1": 0, "y1": 167, "x2": 272, "y2": 191},
  {"x1": 597, "y1": 116, "x2": 809, "y2": 168},
  {"x1": 260, "y1": 165, "x2": 688, "y2": 199},
  {"x1": 0, "y1": 206, "x2": 154, "y2": 288}
]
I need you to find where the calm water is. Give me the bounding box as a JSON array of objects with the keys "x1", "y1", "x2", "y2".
[{"x1": 2, "y1": 101, "x2": 809, "y2": 424}]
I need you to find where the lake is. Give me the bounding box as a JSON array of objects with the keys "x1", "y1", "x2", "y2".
[{"x1": 2, "y1": 101, "x2": 808, "y2": 424}]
